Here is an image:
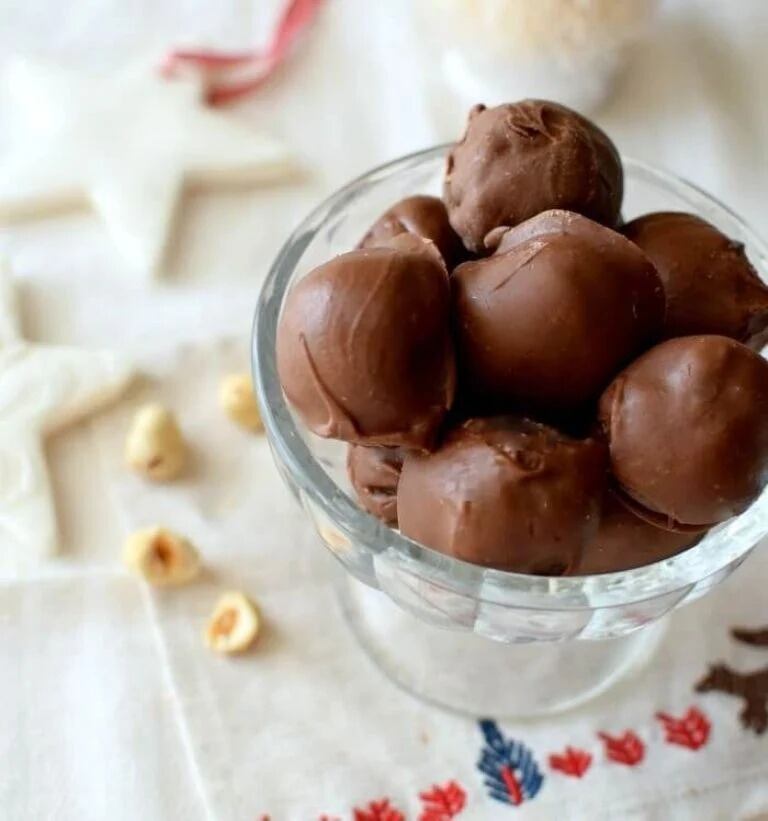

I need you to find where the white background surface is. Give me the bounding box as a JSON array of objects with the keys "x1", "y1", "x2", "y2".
[{"x1": 2, "y1": 0, "x2": 768, "y2": 818}]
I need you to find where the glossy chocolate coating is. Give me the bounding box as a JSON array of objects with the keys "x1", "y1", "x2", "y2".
[
  {"x1": 575, "y1": 489, "x2": 703, "y2": 575},
  {"x1": 444, "y1": 100, "x2": 623, "y2": 253},
  {"x1": 599, "y1": 335, "x2": 768, "y2": 527},
  {"x1": 397, "y1": 416, "x2": 607, "y2": 574},
  {"x1": 453, "y1": 211, "x2": 664, "y2": 411},
  {"x1": 623, "y1": 212, "x2": 768, "y2": 344},
  {"x1": 347, "y1": 445, "x2": 405, "y2": 525},
  {"x1": 276, "y1": 235, "x2": 455, "y2": 450},
  {"x1": 359, "y1": 195, "x2": 465, "y2": 269}
]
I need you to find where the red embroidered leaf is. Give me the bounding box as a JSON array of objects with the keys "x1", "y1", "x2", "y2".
[
  {"x1": 598, "y1": 731, "x2": 645, "y2": 766},
  {"x1": 656, "y1": 707, "x2": 711, "y2": 750},
  {"x1": 548, "y1": 746, "x2": 593, "y2": 778},
  {"x1": 353, "y1": 799, "x2": 406, "y2": 821},
  {"x1": 418, "y1": 780, "x2": 467, "y2": 820}
]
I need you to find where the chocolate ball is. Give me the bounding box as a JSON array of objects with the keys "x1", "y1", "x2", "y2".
[
  {"x1": 575, "y1": 489, "x2": 703, "y2": 575},
  {"x1": 347, "y1": 445, "x2": 405, "y2": 525},
  {"x1": 599, "y1": 335, "x2": 768, "y2": 528},
  {"x1": 359, "y1": 195, "x2": 465, "y2": 269},
  {"x1": 444, "y1": 100, "x2": 623, "y2": 253},
  {"x1": 397, "y1": 416, "x2": 607, "y2": 574},
  {"x1": 453, "y1": 211, "x2": 664, "y2": 412},
  {"x1": 276, "y1": 235, "x2": 455, "y2": 450},
  {"x1": 623, "y1": 212, "x2": 768, "y2": 344}
]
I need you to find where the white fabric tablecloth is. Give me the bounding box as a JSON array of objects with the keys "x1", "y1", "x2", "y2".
[{"x1": 2, "y1": 1, "x2": 768, "y2": 818}]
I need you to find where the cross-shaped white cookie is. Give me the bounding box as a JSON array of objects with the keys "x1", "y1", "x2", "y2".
[
  {"x1": 0, "y1": 265, "x2": 132, "y2": 563},
  {"x1": 0, "y1": 60, "x2": 293, "y2": 276}
]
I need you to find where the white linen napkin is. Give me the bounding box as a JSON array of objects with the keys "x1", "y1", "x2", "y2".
[
  {"x1": 89, "y1": 339, "x2": 768, "y2": 820},
  {"x1": 0, "y1": 571, "x2": 206, "y2": 821}
]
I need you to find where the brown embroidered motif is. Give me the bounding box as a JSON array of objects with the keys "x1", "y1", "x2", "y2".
[
  {"x1": 731, "y1": 626, "x2": 768, "y2": 647},
  {"x1": 695, "y1": 626, "x2": 768, "y2": 735}
]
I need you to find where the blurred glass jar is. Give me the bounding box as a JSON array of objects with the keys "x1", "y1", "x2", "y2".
[{"x1": 418, "y1": 0, "x2": 658, "y2": 113}]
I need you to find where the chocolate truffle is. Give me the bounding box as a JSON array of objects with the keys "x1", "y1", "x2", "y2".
[
  {"x1": 347, "y1": 445, "x2": 405, "y2": 525},
  {"x1": 599, "y1": 335, "x2": 768, "y2": 528},
  {"x1": 397, "y1": 416, "x2": 607, "y2": 574},
  {"x1": 453, "y1": 211, "x2": 664, "y2": 412},
  {"x1": 444, "y1": 100, "x2": 623, "y2": 253},
  {"x1": 359, "y1": 195, "x2": 465, "y2": 269},
  {"x1": 623, "y1": 212, "x2": 768, "y2": 344},
  {"x1": 276, "y1": 235, "x2": 455, "y2": 450},
  {"x1": 575, "y1": 489, "x2": 703, "y2": 575}
]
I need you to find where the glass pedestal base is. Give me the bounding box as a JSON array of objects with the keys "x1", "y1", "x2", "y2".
[{"x1": 338, "y1": 573, "x2": 668, "y2": 718}]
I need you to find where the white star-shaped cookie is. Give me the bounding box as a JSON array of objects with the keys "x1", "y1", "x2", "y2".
[
  {"x1": 0, "y1": 264, "x2": 132, "y2": 564},
  {"x1": 0, "y1": 59, "x2": 293, "y2": 276}
]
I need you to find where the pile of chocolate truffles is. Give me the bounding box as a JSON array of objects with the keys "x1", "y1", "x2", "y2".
[{"x1": 277, "y1": 99, "x2": 768, "y2": 576}]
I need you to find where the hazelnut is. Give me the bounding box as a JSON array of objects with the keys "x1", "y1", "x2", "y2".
[
  {"x1": 204, "y1": 591, "x2": 260, "y2": 654},
  {"x1": 123, "y1": 526, "x2": 200, "y2": 586},
  {"x1": 125, "y1": 403, "x2": 186, "y2": 481},
  {"x1": 318, "y1": 521, "x2": 352, "y2": 553},
  {"x1": 219, "y1": 373, "x2": 263, "y2": 432}
]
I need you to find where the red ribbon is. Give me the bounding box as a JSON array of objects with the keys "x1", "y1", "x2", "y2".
[{"x1": 161, "y1": 0, "x2": 324, "y2": 105}]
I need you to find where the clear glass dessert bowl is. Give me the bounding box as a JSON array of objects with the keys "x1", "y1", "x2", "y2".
[{"x1": 252, "y1": 146, "x2": 768, "y2": 717}]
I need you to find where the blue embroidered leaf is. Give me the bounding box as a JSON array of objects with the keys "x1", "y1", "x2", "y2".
[
  {"x1": 479, "y1": 718, "x2": 509, "y2": 760},
  {"x1": 476, "y1": 719, "x2": 544, "y2": 806}
]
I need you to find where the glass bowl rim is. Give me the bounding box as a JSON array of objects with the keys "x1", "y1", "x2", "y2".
[{"x1": 252, "y1": 144, "x2": 768, "y2": 608}]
